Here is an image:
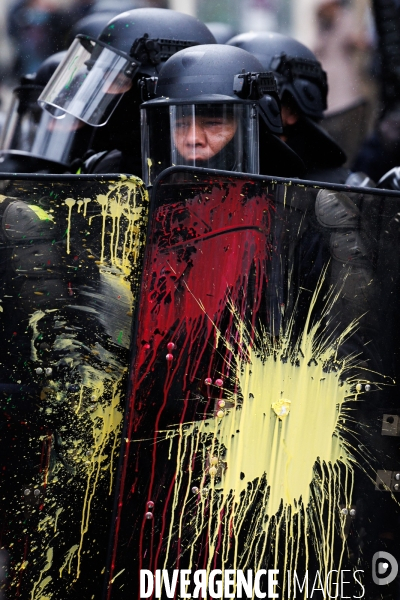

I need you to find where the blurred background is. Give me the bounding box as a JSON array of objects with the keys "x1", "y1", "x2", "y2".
[{"x1": 0, "y1": 0, "x2": 397, "y2": 173}]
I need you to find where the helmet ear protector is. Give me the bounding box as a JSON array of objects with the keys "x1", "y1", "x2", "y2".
[
  {"x1": 270, "y1": 53, "x2": 326, "y2": 85},
  {"x1": 270, "y1": 53, "x2": 328, "y2": 118},
  {"x1": 233, "y1": 71, "x2": 282, "y2": 134},
  {"x1": 227, "y1": 32, "x2": 327, "y2": 119}
]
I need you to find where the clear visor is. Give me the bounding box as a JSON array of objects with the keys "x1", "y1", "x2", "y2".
[
  {"x1": 30, "y1": 111, "x2": 92, "y2": 165},
  {"x1": 0, "y1": 86, "x2": 90, "y2": 165},
  {"x1": 38, "y1": 36, "x2": 139, "y2": 126},
  {"x1": 0, "y1": 86, "x2": 43, "y2": 152},
  {"x1": 141, "y1": 103, "x2": 259, "y2": 186}
]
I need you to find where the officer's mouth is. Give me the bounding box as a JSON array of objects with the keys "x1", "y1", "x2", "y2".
[{"x1": 182, "y1": 151, "x2": 213, "y2": 162}]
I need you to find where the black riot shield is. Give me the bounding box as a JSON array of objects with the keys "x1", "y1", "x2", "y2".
[
  {"x1": 0, "y1": 174, "x2": 148, "y2": 599},
  {"x1": 104, "y1": 167, "x2": 400, "y2": 600}
]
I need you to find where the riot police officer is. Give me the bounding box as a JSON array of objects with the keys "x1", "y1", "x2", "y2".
[
  {"x1": 227, "y1": 32, "x2": 349, "y2": 183},
  {"x1": 0, "y1": 52, "x2": 94, "y2": 175},
  {"x1": 140, "y1": 43, "x2": 305, "y2": 184},
  {"x1": 0, "y1": 12, "x2": 121, "y2": 175},
  {"x1": 224, "y1": 33, "x2": 376, "y2": 341},
  {"x1": 38, "y1": 8, "x2": 217, "y2": 177}
]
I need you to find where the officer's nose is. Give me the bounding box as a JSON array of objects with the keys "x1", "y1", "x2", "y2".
[{"x1": 185, "y1": 121, "x2": 206, "y2": 146}]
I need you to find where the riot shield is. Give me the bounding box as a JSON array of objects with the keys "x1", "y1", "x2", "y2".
[
  {"x1": 0, "y1": 174, "x2": 148, "y2": 599},
  {"x1": 104, "y1": 167, "x2": 400, "y2": 599}
]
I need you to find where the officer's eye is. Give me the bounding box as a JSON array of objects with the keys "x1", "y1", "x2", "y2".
[{"x1": 203, "y1": 119, "x2": 224, "y2": 127}]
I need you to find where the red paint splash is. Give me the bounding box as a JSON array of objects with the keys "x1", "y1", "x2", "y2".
[{"x1": 107, "y1": 179, "x2": 275, "y2": 595}]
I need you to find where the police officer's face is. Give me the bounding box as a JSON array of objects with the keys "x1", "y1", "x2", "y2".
[
  {"x1": 103, "y1": 71, "x2": 133, "y2": 95},
  {"x1": 174, "y1": 114, "x2": 237, "y2": 161},
  {"x1": 46, "y1": 114, "x2": 85, "y2": 132}
]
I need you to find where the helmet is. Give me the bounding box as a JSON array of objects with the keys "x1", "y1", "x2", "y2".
[
  {"x1": 0, "y1": 52, "x2": 68, "y2": 170},
  {"x1": 35, "y1": 51, "x2": 67, "y2": 87},
  {"x1": 227, "y1": 32, "x2": 328, "y2": 120},
  {"x1": 0, "y1": 51, "x2": 66, "y2": 156},
  {"x1": 38, "y1": 8, "x2": 216, "y2": 127},
  {"x1": 0, "y1": 51, "x2": 95, "y2": 173},
  {"x1": 141, "y1": 44, "x2": 304, "y2": 184},
  {"x1": 67, "y1": 12, "x2": 125, "y2": 46}
]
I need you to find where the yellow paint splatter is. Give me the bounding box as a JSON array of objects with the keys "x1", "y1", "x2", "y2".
[
  {"x1": 83, "y1": 198, "x2": 91, "y2": 217},
  {"x1": 22, "y1": 177, "x2": 148, "y2": 597},
  {"x1": 85, "y1": 180, "x2": 147, "y2": 270},
  {"x1": 64, "y1": 198, "x2": 76, "y2": 255},
  {"x1": 54, "y1": 508, "x2": 63, "y2": 532},
  {"x1": 154, "y1": 275, "x2": 379, "y2": 588},
  {"x1": 110, "y1": 568, "x2": 125, "y2": 584},
  {"x1": 30, "y1": 547, "x2": 53, "y2": 600},
  {"x1": 59, "y1": 545, "x2": 79, "y2": 579},
  {"x1": 271, "y1": 398, "x2": 291, "y2": 418},
  {"x1": 147, "y1": 157, "x2": 153, "y2": 184},
  {"x1": 76, "y1": 376, "x2": 123, "y2": 577}
]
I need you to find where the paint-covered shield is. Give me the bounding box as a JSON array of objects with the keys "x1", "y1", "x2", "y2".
[
  {"x1": 105, "y1": 167, "x2": 400, "y2": 599},
  {"x1": 0, "y1": 174, "x2": 148, "y2": 599}
]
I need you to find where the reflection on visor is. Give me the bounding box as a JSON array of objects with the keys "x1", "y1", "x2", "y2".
[
  {"x1": 0, "y1": 92, "x2": 41, "y2": 151},
  {"x1": 141, "y1": 103, "x2": 259, "y2": 186},
  {"x1": 29, "y1": 110, "x2": 92, "y2": 165},
  {"x1": 38, "y1": 36, "x2": 139, "y2": 126},
  {"x1": 171, "y1": 105, "x2": 243, "y2": 170},
  {"x1": 173, "y1": 107, "x2": 238, "y2": 163}
]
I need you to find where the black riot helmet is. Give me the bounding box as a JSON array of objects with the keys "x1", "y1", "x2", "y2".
[
  {"x1": 35, "y1": 51, "x2": 68, "y2": 87},
  {"x1": 67, "y1": 11, "x2": 125, "y2": 46},
  {"x1": 228, "y1": 31, "x2": 346, "y2": 173},
  {"x1": 38, "y1": 8, "x2": 216, "y2": 128},
  {"x1": 227, "y1": 32, "x2": 328, "y2": 120},
  {"x1": 141, "y1": 44, "x2": 304, "y2": 185}
]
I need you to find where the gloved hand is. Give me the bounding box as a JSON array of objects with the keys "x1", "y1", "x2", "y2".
[{"x1": 315, "y1": 188, "x2": 374, "y2": 321}]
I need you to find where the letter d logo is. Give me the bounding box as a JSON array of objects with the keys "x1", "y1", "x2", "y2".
[{"x1": 372, "y1": 551, "x2": 398, "y2": 586}]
